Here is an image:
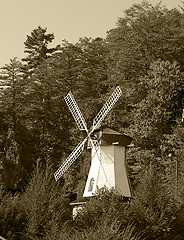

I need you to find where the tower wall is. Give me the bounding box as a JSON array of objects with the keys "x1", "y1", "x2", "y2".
[
  {"x1": 83, "y1": 147, "x2": 100, "y2": 197},
  {"x1": 97, "y1": 146, "x2": 115, "y2": 189},
  {"x1": 83, "y1": 144, "x2": 131, "y2": 198},
  {"x1": 114, "y1": 145, "x2": 131, "y2": 197}
]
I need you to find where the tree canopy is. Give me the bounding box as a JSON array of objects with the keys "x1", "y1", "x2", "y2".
[{"x1": 0, "y1": 1, "x2": 184, "y2": 238}]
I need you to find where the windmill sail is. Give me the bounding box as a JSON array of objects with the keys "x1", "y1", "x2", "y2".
[
  {"x1": 64, "y1": 91, "x2": 88, "y2": 132},
  {"x1": 89, "y1": 138, "x2": 108, "y2": 182},
  {"x1": 54, "y1": 138, "x2": 87, "y2": 181},
  {"x1": 92, "y1": 86, "x2": 122, "y2": 131},
  {"x1": 54, "y1": 86, "x2": 122, "y2": 182}
]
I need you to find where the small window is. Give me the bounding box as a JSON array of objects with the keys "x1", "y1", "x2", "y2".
[{"x1": 88, "y1": 178, "x2": 95, "y2": 192}]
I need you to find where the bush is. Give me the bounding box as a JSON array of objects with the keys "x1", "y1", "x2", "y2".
[
  {"x1": 0, "y1": 186, "x2": 26, "y2": 240},
  {"x1": 19, "y1": 160, "x2": 72, "y2": 239},
  {"x1": 74, "y1": 188, "x2": 128, "y2": 228},
  {"x1": 65, "y1": 188, "x2": 144, "y2": 240},
  {"x1": 59, "y1": 221, "x2": 144, "y2": 240},
  {"x1": 129, "y1": 169, "x2": 177, "y2": 239},
  {"x1": 1, "y1": 160, "x2": 182, "y2": 240},
  {"x1": 169, "y1": 202, "x2": 184, "y2": 239}
]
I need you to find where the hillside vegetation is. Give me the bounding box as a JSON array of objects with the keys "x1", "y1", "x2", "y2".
[{"x1": 0, "y1": 1, "x2": 184, "y2": 239}]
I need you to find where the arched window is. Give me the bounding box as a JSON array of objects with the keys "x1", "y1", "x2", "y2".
[{"x1": 88, "y1": 178, "x2": 95, "y2": 192}]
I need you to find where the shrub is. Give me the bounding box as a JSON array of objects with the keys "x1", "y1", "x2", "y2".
[
  {"x1": 65, "y1": 188, "x2": 144, "y2": 240},
  {"x1": 129, "y1": 169, "x2": 177, "y2": 239},
  {"x1": 59, "y1": 220, "x2": 144, "y2": 240},
  {"x1": 20, "y1": 160, "x2": 72, "y2": 239},
  {"x1": 169, "y1": 202, "x2": 184, "y2": 239},
  {"x1": 0, "y1": 186, "x2": 26, "y2": 240},
  {"x1": 74, "y1": 188, "x2": 128, "y2": 228}
]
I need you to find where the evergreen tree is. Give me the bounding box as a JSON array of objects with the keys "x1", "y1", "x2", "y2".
[
  {"x1": 0, "y1": 58, "x2": 39, "y2": 191},
  {"x1": 22, "y1": 26, "x2": 59, "y2": 76},
  {"x1": 0, "y1": 58, "x2": 28, "y2": 191},
  {"x1": 21, "y1": 58, "x2": 74, "y2": 168},
  {"x1": 0, "y1": 58, "x2": 23, "y2": 130},
  {"x1": 2, "y1": 127, "x2": 24, "y2": 191}
]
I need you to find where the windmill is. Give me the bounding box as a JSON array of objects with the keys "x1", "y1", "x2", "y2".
[{"x1": 54, "y1": 86, "x2": 132, "y2": 199}]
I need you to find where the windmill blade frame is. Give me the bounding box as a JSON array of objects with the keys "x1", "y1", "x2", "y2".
[
  {"x1": 64, "y1": 91, "x2": 88, "y2": 132},
  {"x1": 54, "y1": 86, "x2": 122, "y2": 182},
  {"x1": 89, "y1": 138, "x2": 108, "y2": 183},
  {"x1": 54, "y1": 138, "x2": 87, "y2": 181},
  {"x1": 92, "y1": 86, "x2": 122, "y2": 131}
]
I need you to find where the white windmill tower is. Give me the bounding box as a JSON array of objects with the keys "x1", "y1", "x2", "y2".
[{"x1": 54, "y1": 86, "x2": 132, "y2": 206}]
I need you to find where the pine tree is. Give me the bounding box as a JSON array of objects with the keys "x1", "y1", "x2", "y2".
[
  {"x1": 22, "y1": 26, "x2": 59, "y2": 76},
  {"x1": 0, "y1": 58, "x2": 40, "y2": 191},
  {"x1": 0, "y1": 57, "x2": 23, "y2": 130}
]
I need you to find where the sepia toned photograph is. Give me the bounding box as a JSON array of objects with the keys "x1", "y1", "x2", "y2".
[{"x1": 0, "y1": 0, "x2": 184, "y2": 239}]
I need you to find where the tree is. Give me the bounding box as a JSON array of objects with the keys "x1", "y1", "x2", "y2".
[
  {"x1": 130, "y1": 168, "x2": 176, "y2": 240},
  {"x1": 125, "y1": 60, "x2": 183, "y2": 191},
  {"x1": 74, "y1": 37, "x2": 111, "y2": 125},
  {"x1": 47, "y1": 37, "x2": 111, "y2": 131},
  {"x1": 0, "y1": 58, "x2": 23, "y2": 130},
  {"x1": 71, "y1": 188, "x2": 143, "y2": 240},
  {"x1": 0, "y1": 58, "x2": 35, "y2": 191},
  {"x1": 21, "y1": 50, "x2": 82, "y2": 173},
  {"x1": 22, "y1": 26, "x2": 59, "y2": 75},
  {"x1": 0, "y1": 58, "x2": 24, "y2": 190},
  {"x1": 129, "y1": 60, "x2": 183, "y2": 150},
  {"x1": 2, "y1": 127, "x2": 24, "y2": 191},
  {"x1": 20, "y1": 162, "x2": 71, "y2": 239},
  {"x1": 160, "y1": 122, "x2": 184, "y2": 204},
  {"x1": 106, "y1": 1, "x2": 184, "y2": 131},
  {"x1": 107, "y1": 1, "x2": 184, "y2": 81},
  {"x1": 106, "y1": 1, "x2": 184, "y2": 195}
]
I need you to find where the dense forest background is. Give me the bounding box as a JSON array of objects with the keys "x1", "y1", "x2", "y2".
[{"x1": 0, "y1": 1, "x2": 184, "y2": 239}]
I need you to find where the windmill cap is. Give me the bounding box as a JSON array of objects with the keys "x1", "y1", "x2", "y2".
[{"x1": 93, "y1": 128, "x2": 132, "y2": 147}]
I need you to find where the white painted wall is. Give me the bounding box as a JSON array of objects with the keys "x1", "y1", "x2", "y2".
[{"x1": 83, "y1": 144, "x2": 131, "y2": 198}]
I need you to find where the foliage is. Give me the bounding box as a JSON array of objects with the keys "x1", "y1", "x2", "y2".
[
  {"x1": 21, "y1": 61, "x2": 73, "y2": 166},
  {"x1": 170, "y1": 203, "x2": 184, "y2": 239},
  {"x1": 50, "y1": 37, "x2": 111, "y2": 125},
  {"x1": 0, "y1": 186, "x2": 26, "y2": 240},
  {"x1": 0, "y1": 58, "x2": 33, "y2": 191},
  {"x1": 0, "y1": 1, "x2": 184, "y2": 239},
  {"x1": 20, "y1": 161, "x2": 71, "y2": 239},
  {"x1": 2, "y1": 127, "x2": 25, "y2": 191},
  {"x1": 160, "y1": 123, "x2": 184, "y2": 203},
  {"x1": 61, "y1": 188, "x2": 144, "y2": 240},
  {"x1": 107, "y1": 1, "x2": 184, "y2": 80},
  {"x1": 75, "y1": 188, "x2": 129, "y2": 228},
  {"x1": 0, "y1": 57, "x2": 24, "y2": 129},
  {"x1": 129, "y1": 169, "x2": 177, "y2": 239},
  {"x1": 107, "y1": 1, "x2": 184, "y2": 131},
  {"x1": 59, "y1": 221, "x2": 144, "y2": 240},
  {"x1": 129, "y1": 60, "x2": 183, "y2": 150},
  {"x1": 22, "y1": 26, "x2": 59, "y2": 75}
]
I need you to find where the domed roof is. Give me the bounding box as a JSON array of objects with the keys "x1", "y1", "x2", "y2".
[{"x1": 94, "y1": 128, "x2": 132, "y2": 147}]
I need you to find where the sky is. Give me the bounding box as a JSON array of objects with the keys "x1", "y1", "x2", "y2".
[{"x1": 0, "y1": 0, "x2": 182, "y2": 67}]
